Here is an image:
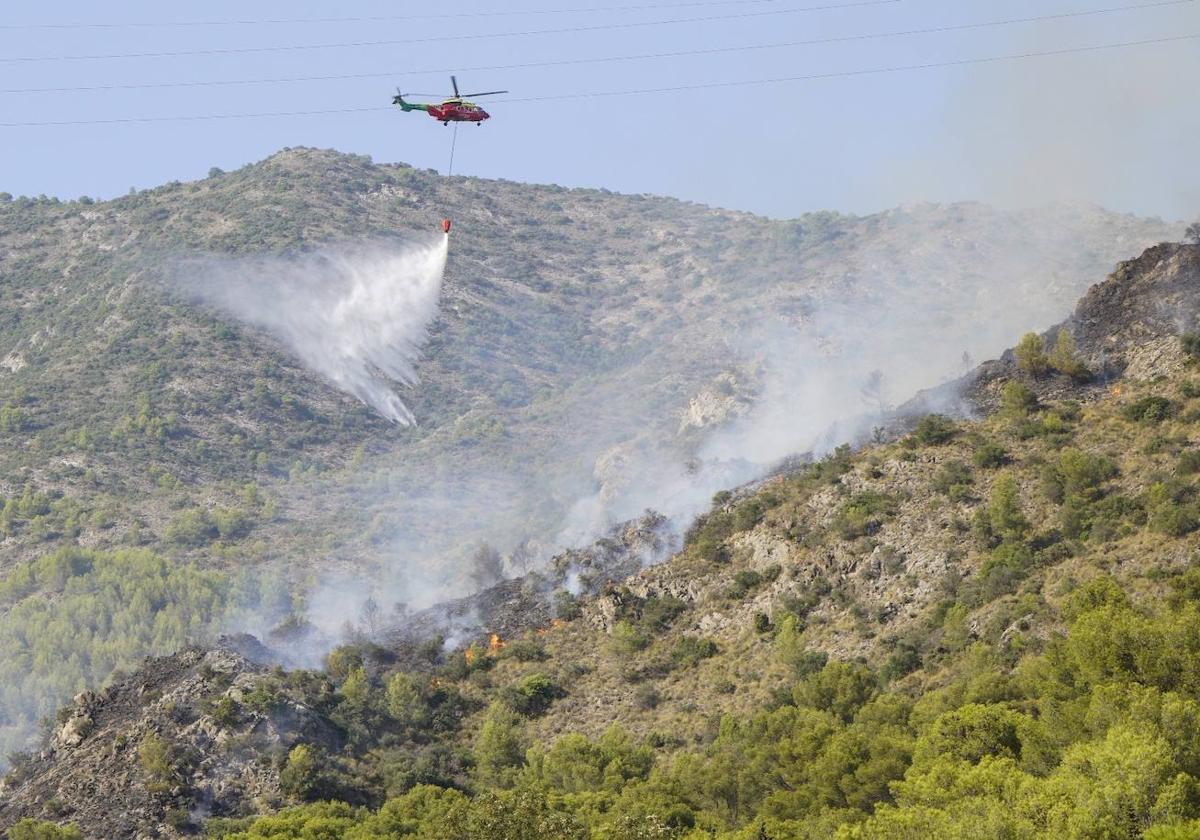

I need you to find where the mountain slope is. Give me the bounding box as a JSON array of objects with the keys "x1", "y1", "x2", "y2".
[
  {"x1": 5, "y1": 244, "x2": 1200, "y2": 839},
  {"x1": 0, "y1": 149, "x2": 1180, "y2": 577},
  {"x1": 0, "y1": 149, "x2": 1185, "y2": 768}
]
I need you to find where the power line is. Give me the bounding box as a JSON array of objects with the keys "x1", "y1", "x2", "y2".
[
  {"x1": 2, "y1": 33, "x2": 1193, "y2": 127},
  {"x1": 493, "y1": 33, "x2": 1200, "y2": 102},
  {"x1": 0, "y1": 0, "x2": 901, "y2": 64},
  {"x1": 1, "y1": 0, "x2": 1188, "y2": 95},
  {"x1": 1, "y1": 0, "x2": 788, "y2": 30}
]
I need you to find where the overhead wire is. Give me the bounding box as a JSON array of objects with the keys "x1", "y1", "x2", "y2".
[
  {"x1": 492, "y1": 33, "x2": 1200, "y2": 103},
  {"x1": 0, "y1": 0, "x2": 792, "y2": 30},
  {"x1": 0, "y1": 0, "x2": 901, "y2": 64},
  {"x1": 0, "y1": 0, "x2": 1189, "y2": 95},
  {"x1": 1, "y1": 33, "x2": 1194, "y2": 127}
]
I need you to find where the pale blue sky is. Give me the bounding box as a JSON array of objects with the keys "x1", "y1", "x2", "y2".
[{"x1": 1, "y1": 0, "x2": 1197, "y2": 219}]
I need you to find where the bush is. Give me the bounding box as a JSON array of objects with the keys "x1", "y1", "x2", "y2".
[
  {"x1": 1056, "y1": 448, "x2": 1118, "y2": 500},
  {"x1": 280, "y1": 744, "x2": 338, "y2": 802},
  {"x1": 1148, "y1": 499, "x2": 1198, "y2": 537},
  {"x1": 973, "y1": 441, "x2": 1010, "y2": 469},
  {"x1": 1049, "y1": 328, "x2": 1089, "y2": 380},
  {"x1": 1183, "y1": 333, "x2": 1200, "y2": 363},
  {"x1": 1000, "y1": 381, "x2": 1039, "y2": 418},
  {"x1": 670, "y1": 636, "x2": 719, "y2": 667},
  {"x1": 1178, "y1": 450, "x2": 1200, "y2": 475},
  {"x1": 633, "y1": 685, "x2": 661, "y2": 711},
  {"x1": 836, "y1": 492, "x2": 899, "y2": 539},
  {"x1": 986, "y1": 474, "x2": 1029, "y2": 543},
  {"x1": 206, "y1": 695, "x2": 240, "y2": 728},
  {"x1": 639, "y1": 596, "x2": 687, "y2": 632},
  {"x1": 501, "y1": 673, "x2": 562, "y2": 717},
  {"x1": 164, "y1": 508, "x2": 218, "y2": 546},
  {"x1": 792, "y1": 660, "x2": 876, "y2": 722},
  {"x1": 775, "y1": 615, "x2": 828, "y2": 676},
  {"x1": 610, "y1": 620, "x2": 649, "y2": 654},
  {"x1": 909, "y1": 415, "x2": 957, "y2": 446},
  {"x1": 502, "y1": 640, "x2": 548, "y2": 662},
  {"x1": 1014, "y1": 332, "x2": 1050, "y2": 376},
  {"x1": 553, "y1": 591, "x2": 582, "y2": 621},
  {"x1": 137, "y1": 734, "x2": 176, "y2": 793},
  {"x1": 6, "y1": 820, "x2": 83, "y2": 840},
  {"x1": 931, "y1": 461, "x2": 974, "y2": 501},
  {"x1": 1124, "y1": 396, "x2": 1173, "y2": 425},
  {"x1": 753, "y1": 612, "x2": 772, "y2": 634},
  {"x1": 727, "y1": 568, "x2": 778, "y2": 599},
  {"x1": 212, "y1": 507, "x2": 254, "y2": 540},
  {"x1": 880, "y1": 644, "x2": 922, "y2": 682}
]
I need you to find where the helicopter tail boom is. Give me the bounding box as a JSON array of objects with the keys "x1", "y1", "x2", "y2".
[{"x1": 392, "y1": 90, "x2": 430, "y2": 113}]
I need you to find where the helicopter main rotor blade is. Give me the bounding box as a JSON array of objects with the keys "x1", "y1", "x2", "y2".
[
  {"x1": 451, "y1": 75, "x2": 460, "y2": 97},
  {"x1": 463, "y1": 90, "x2": 508, "y2": 98}
]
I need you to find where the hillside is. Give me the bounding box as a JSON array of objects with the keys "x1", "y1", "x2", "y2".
[
  {"x1": 5, "y1": 244, "x2": 1200, "y2": 838},
  {"x1": 0, "y1": 149, "x2": 1180, "y2": 577},
  {"x1": 0, "y1": 150, "x2": 1184, "y2": 762}
]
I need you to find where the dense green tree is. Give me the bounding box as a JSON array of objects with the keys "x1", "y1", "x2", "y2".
[
  {"x1": 6, "y1": 820, "x2": 84, "y2": 840},
  {"x1": 1014, "y1": 333, "x2": 1050, "y2": 377},
  {"x1": 474, "y1": 702, "x2": 527, "y2": 784},
  {"x1": 1049, "y1": 329, "x2": 1089, "y2": 380},
  {"x1": 986, "y1": 473, "x2": 1029, "y2": 542}
]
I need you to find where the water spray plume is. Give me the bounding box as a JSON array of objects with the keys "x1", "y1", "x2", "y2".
[{"x1": 177, "y1": 234, "x2": 448, "y2": 424}]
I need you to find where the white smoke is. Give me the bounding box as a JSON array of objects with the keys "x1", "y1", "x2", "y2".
[{"x1": 178, "y1": 234, "x2": 448, "y2": 424}]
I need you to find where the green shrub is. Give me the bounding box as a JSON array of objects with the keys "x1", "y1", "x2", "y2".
[
  {"x1": 1055, "y1": 448, "x2": 1118, "y2": 500},
  {"x1": 501, "y1": 640, "x2": 548, "y2": 662},
  {"x1": 670, "y1": 636, "x2": 719, "y2": 667},
  {"x1": 1001, "y1": 381, "x2": 1039, "y2": 418},
  {"x1": 1124, "y1": 396, "x2": 1174, "y2": 425},
  {"x1": 986, "y1": 474, "x2": 1029, "y2": 543},
  {"x1": 931, "y1": 461, "x2": 974, "y2": 501},
  {"x1": 973, "y1": 441, "x2": 1010, "y2": 469},
  {"x1": 836, "y1": 492, "x2": 899, "y2": 539},
  {"x1": 137, "y1": 734, "x2": 175, "y2": 793},
  {"x1": 164, "y1": 508, "x2": 218, "y2": 546},
  {"x1": 1182, "y1": 333, "x2": 1200, "y2": 362},
  {"x1": 1014, "y1": 332, "x2": 1050, "y2": 376},
  {"x1": 206, "y1": 695, "x2": 240, "y2": 728},
  {"x1": 279, "y1": 744, "x2": 337, "y2": 802},
  {"x1": 610, "y1": 620, "x2": 649, "y2": 654},
  {"x1": 553, "y1": 591, "x2": 582, "y2": 621},
  {"x1": 633, "y1": 684, "x2": 660, "y2": 710},
  {"x1": 727, "y1": 570, "x2": 761, "y2": 598},
  {"x1": 639, "y1": 596, "x2": 687, "y2": 632},
  {"x1": 212, "y1": 507, "x2": 254, "y2": 540},
  {"x1": 792, "y1": 660, "x2": 876, "y2": 722},
  {"x1": 501, "y1": 673, "x2": 562, "y2": 717},
  {"x1": 6, "y1": 820, "x2": 83, "y2": 840},
  {"x1": 909, "y1": 415, "x2": 957, "y2": 446},
  {"x1": 1049, "y1": 328, "x2": 1089, "y2": 380},
  {"x1": 1178, "y1": 450, "x2": 1200, "y2": 475}
]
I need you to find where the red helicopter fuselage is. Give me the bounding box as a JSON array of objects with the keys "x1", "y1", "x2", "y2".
[{"x1": 427, "y1": 101, "x2": 490, "y2": 124}]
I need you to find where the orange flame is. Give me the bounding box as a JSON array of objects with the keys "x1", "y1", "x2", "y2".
[
  {"x1": 464, "y1": 647, "x2": 477, "y2": 666},
  {"x1": 551, "y1": 619, "x2": 566, "y2": 630},
  {"x1": 1112, "y1": 384, "x2": 1124, "y2": 397},
  {"x1": 488, "y1": 633, "x2": 506, "y2": 656}
]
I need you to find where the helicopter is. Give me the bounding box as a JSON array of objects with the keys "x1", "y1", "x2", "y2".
[{"x1": 392, "y1": 76, "x2": 508, "y2": 126}]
